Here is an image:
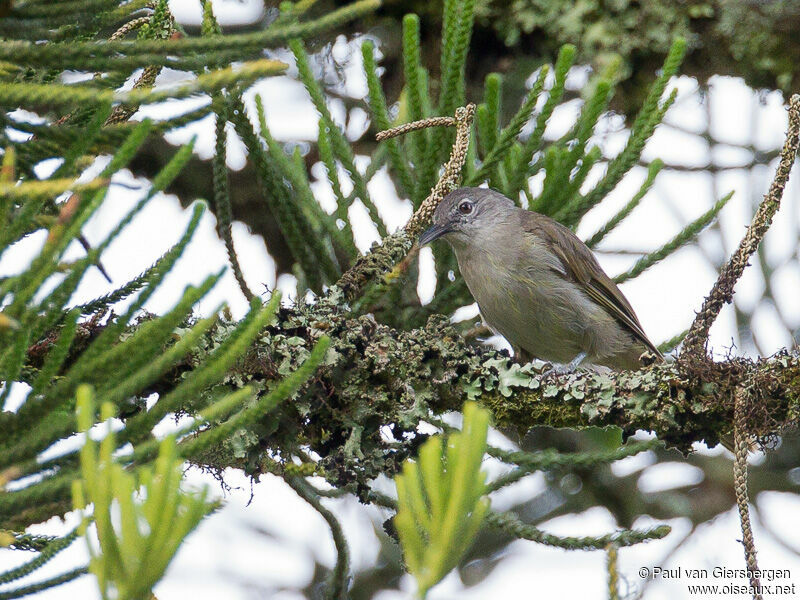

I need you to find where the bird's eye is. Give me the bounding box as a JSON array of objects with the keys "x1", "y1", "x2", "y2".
[{"x1": 458, "y1": 200, "x2": 474, "y2": 215}]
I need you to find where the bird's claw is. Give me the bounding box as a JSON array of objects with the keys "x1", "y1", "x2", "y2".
[
  {"x1": 541, "y1": 352, "x2": 587, "y2": 379},
  {"x1": 541, "y1": 363, "x2": 582, "y2": 379},
  {"x1": 541, "y1": 364, "x2": 572, "y2": 379}
]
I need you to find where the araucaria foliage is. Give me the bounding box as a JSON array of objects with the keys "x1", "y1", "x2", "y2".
[{"x1": 1, "y1": 0, "x2": 797, "y2": 599}]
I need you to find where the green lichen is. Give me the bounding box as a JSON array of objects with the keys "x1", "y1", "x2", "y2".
[{"x1": 147, "y1": 300, "x2": 800, "y2": 493}]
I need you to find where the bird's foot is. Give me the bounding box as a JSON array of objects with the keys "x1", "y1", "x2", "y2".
[{"x1": 542, "y1": 352, "x2": 587, "y2": 379}]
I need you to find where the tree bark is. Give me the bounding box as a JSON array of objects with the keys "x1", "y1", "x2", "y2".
[{"x1": 101, "y1": 298, "x2": 798, "y2": 495}]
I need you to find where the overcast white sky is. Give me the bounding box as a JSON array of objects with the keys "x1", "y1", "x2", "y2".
[{"x1": 1, "y1": 0, "x2": 799, "y2": 598}]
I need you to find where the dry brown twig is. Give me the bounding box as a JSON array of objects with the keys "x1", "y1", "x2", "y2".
[
  {"x1": 332, "y1": 104, "x2": 475, "y2": 301},
  {"x1": 679, "y1": 94, "x2": 800, "y2": 600},
  {"x1": 397, "y1": 104, "x2": 476, "y2": 238},
  {"x1": 683, "y1": 94, "x2": 800, "y2": 355},
  {"x1": 105, "y1": 6, "x2": 175, "y2": 125},
  {"x1": 109, "y1": 16, "x2": 151, "y2": 41},
  {"x1": 734, "y1": 381, "x2": 763, "y2": 600},
  {"x1": 375, "y1": 115, "x2": 460, "y2": 141}
]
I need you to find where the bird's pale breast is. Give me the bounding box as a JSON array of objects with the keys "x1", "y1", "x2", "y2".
[{"x1": 453, "y1": 234, "x2": 645, "y2": 369}]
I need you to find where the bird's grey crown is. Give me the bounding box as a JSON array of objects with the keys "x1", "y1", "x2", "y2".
[
  {"x1": 440, "y1": 186, "x2": 514, "y2": 210},
  {"x1": 434, "y1": 187, "x2": 515, "y2": 225}
]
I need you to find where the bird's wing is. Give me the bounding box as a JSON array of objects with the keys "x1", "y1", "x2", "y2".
[{"x1": 522, "y1": 211, "x2": 663, "y2": 358}]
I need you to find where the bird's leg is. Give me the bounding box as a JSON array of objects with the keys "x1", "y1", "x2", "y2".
[
  {"x1": 542, "y1": 352, "x2": 587, "y2": 379},
  {"x1": 512, "y1": 345, "x2": 533, "y2": 364}
]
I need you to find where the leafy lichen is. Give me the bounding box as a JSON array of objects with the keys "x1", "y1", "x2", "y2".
[{"x1": 142, "y1": 302, "x2": 800, "y2": 494}]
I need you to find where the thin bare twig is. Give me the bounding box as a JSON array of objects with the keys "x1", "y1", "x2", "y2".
[
  {"x1": 683, "y1": 94, "x2": 800, "y2": 355},
  {"x1": 109, "y1": 16, "x2": 151, "y2": 41},
  {"x1": 733, "y1": 384, "x2": 763, "y2": 600},
  {"x1": 375, "y1": 115, "x2": 457, "y2": 141},
  {"x1": 332, "y1": 104, "x2": 475, "y2": 301},
  {"x1": 677, "y1": 95, "x2": 800, "y2": 600},
  {"x1": 402, "y1": 104, "x2": 475, "y2": 238}
]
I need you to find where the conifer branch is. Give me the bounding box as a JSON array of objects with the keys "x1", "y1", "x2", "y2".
[
  {"x1": 212, "y1": 99, "x2": 254, "y2": 302},
  {"x1": 0, "y1": 0, "x2": 380, "y2": 70},
  {"x1": 507, "y1": 44, "x2": 575, "y2": 195},
  {"x1": 613, "y1": 190, "x2": 734, "y2": 284}
]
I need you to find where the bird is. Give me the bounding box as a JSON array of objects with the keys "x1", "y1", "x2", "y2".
[{"x1": 418, "y1": 187, "x2": 663, "y2": 372}]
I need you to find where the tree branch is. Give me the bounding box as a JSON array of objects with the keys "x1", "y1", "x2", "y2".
[{"x1": 112, "y1": 304, "x2": 798, "y2": 495}]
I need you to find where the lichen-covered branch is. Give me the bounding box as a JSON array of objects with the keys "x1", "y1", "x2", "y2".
[{"x1": 109, "y1": 301, "x2": 799, "y2": 496}]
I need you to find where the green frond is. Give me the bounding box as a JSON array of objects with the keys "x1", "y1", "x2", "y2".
[
  {"x1": 290, "y1": 39, "x2": 386, "y2": 236},
  {"x1": 476, "y1": 73, "x2": 502, "y2": 158},
  {"x1": 485, "y1": 511, "x2": 670, "y2": 550},
  {"x1": 72, "y1": 387, "x2": 214, "y2": 600},
  {"x1": 200, "y1": 0, "x2": 222, "y2": 37},
  {"x1": 0, "y1": 60, "x2": 287, "y2": 111},
  {"x1": 586, "y1": 159, "x2": 663, "y2": 248},
  {"x1": 98, "y1": 118, "x2": 154, "y2": 177},
  {"x1": 86, "y1": 275, "x2": 223, "y2": 395},
  {"x1": 486, "y1": 439, "x2": 660, "y2": 492},
  {"x1": 401, "y1": 14, "x2": 430, "y2": 172},
  {"x1": 51, "y1": 103, "x2": 112, "y2": 179},
  {"x1": 0, "y1": 567, "x2": 89, "y2": 599},
  {"x1": 508, "y1": 44, "x2": 575, "y2": 195},
  {"x1": 316, "y1": 120, "x2": 352, "y2": 233},
  {"x1": 6, "y1": 188, "x2": 108, "y2": 320},
  {"x1": 439, "y1": 0, "x2": 458, "y2": 80},
  {"x1": 0, "y1": 0, "x2": 380, "y2": 71},
  {"x1": 0, "y1": 329, "x2": 30, "y2": 406},
  {"x1": 362, "y1": 40, "x2": 415, "y2": 199},
  {"x1": 137, "y1": 0, "x2": 172, "y2": 41},
  {"x1": 0, "y1": 177, "x2": 108, "y2": 204},
  {"x1": 74, "y1": 237, "x2": 195, "y2": 317},
  {"x1": 554, "y1": 145, "x2": 602, "y2": 218},
  {"x1": 5, "y1": 279, "x2": 222, "y2": 463},
  {"x1": 51, "y1": 202, "x2": 207, "y2": 393},
  {"x1": 182, "y1": 334, "x2": 330, "y2": 457},
  {"x1": 228, "y1": 94, "x2": 322, "y2": 291},
  {"x1": 658, "y1": 327, "x2": 689, "y2": 354},
  {"x1": 0, "y1": 528, "x2": 80, "y2": 587},
  {"x1": 29, "y1": 309, "x2": 80, "y2": 397},
  {"x1": 468, "y1": 66, "x2": 549, "y2": 190},
  {"x1": 537, "y1": 59, "x2": 619, "y2": 219},
  {"x1": 394, "y1": 401, "x2": 490, "y2": 598},
  {"x1": 252, "y1": 94, "x2": 346, "y2": 278},
  {"x1": 212, "y1": 99, "x2": 253, "y2": 302},
  {"x1": 437, "y1": 0, "x2": 476, "y2": 115},
  {"x1": 579, "y1": 38, "x2": 686, "y2": 213},
  {"x1": 419, "y1": 0, "x2": 476, "y2": 195},
  {"x1": 0, "y1": 190, "x2": 50, "y2": 257},
  {"x1": 124, "y1": 293, "x2": 281, "y2": 439},
  {"x1": 614, "y1": 190, "x2": 733, "y2": 284}
]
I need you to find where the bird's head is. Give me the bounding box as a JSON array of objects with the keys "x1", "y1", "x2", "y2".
[{"x1": 418, "y1": 187, "x2": 515, "y2": 248}]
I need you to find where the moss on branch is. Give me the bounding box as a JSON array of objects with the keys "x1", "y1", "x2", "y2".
[{"x1": 109, "y1": 300, "x2": 799, "y2": 496}]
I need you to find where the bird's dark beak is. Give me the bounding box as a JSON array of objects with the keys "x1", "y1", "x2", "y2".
[{"x1": 419, "y1": 222, "x2": 452, "y2": 245}]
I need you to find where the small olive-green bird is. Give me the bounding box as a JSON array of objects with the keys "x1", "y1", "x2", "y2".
[{"x1": 419, "y1": 187, "x2": 662, "y2": 371}]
